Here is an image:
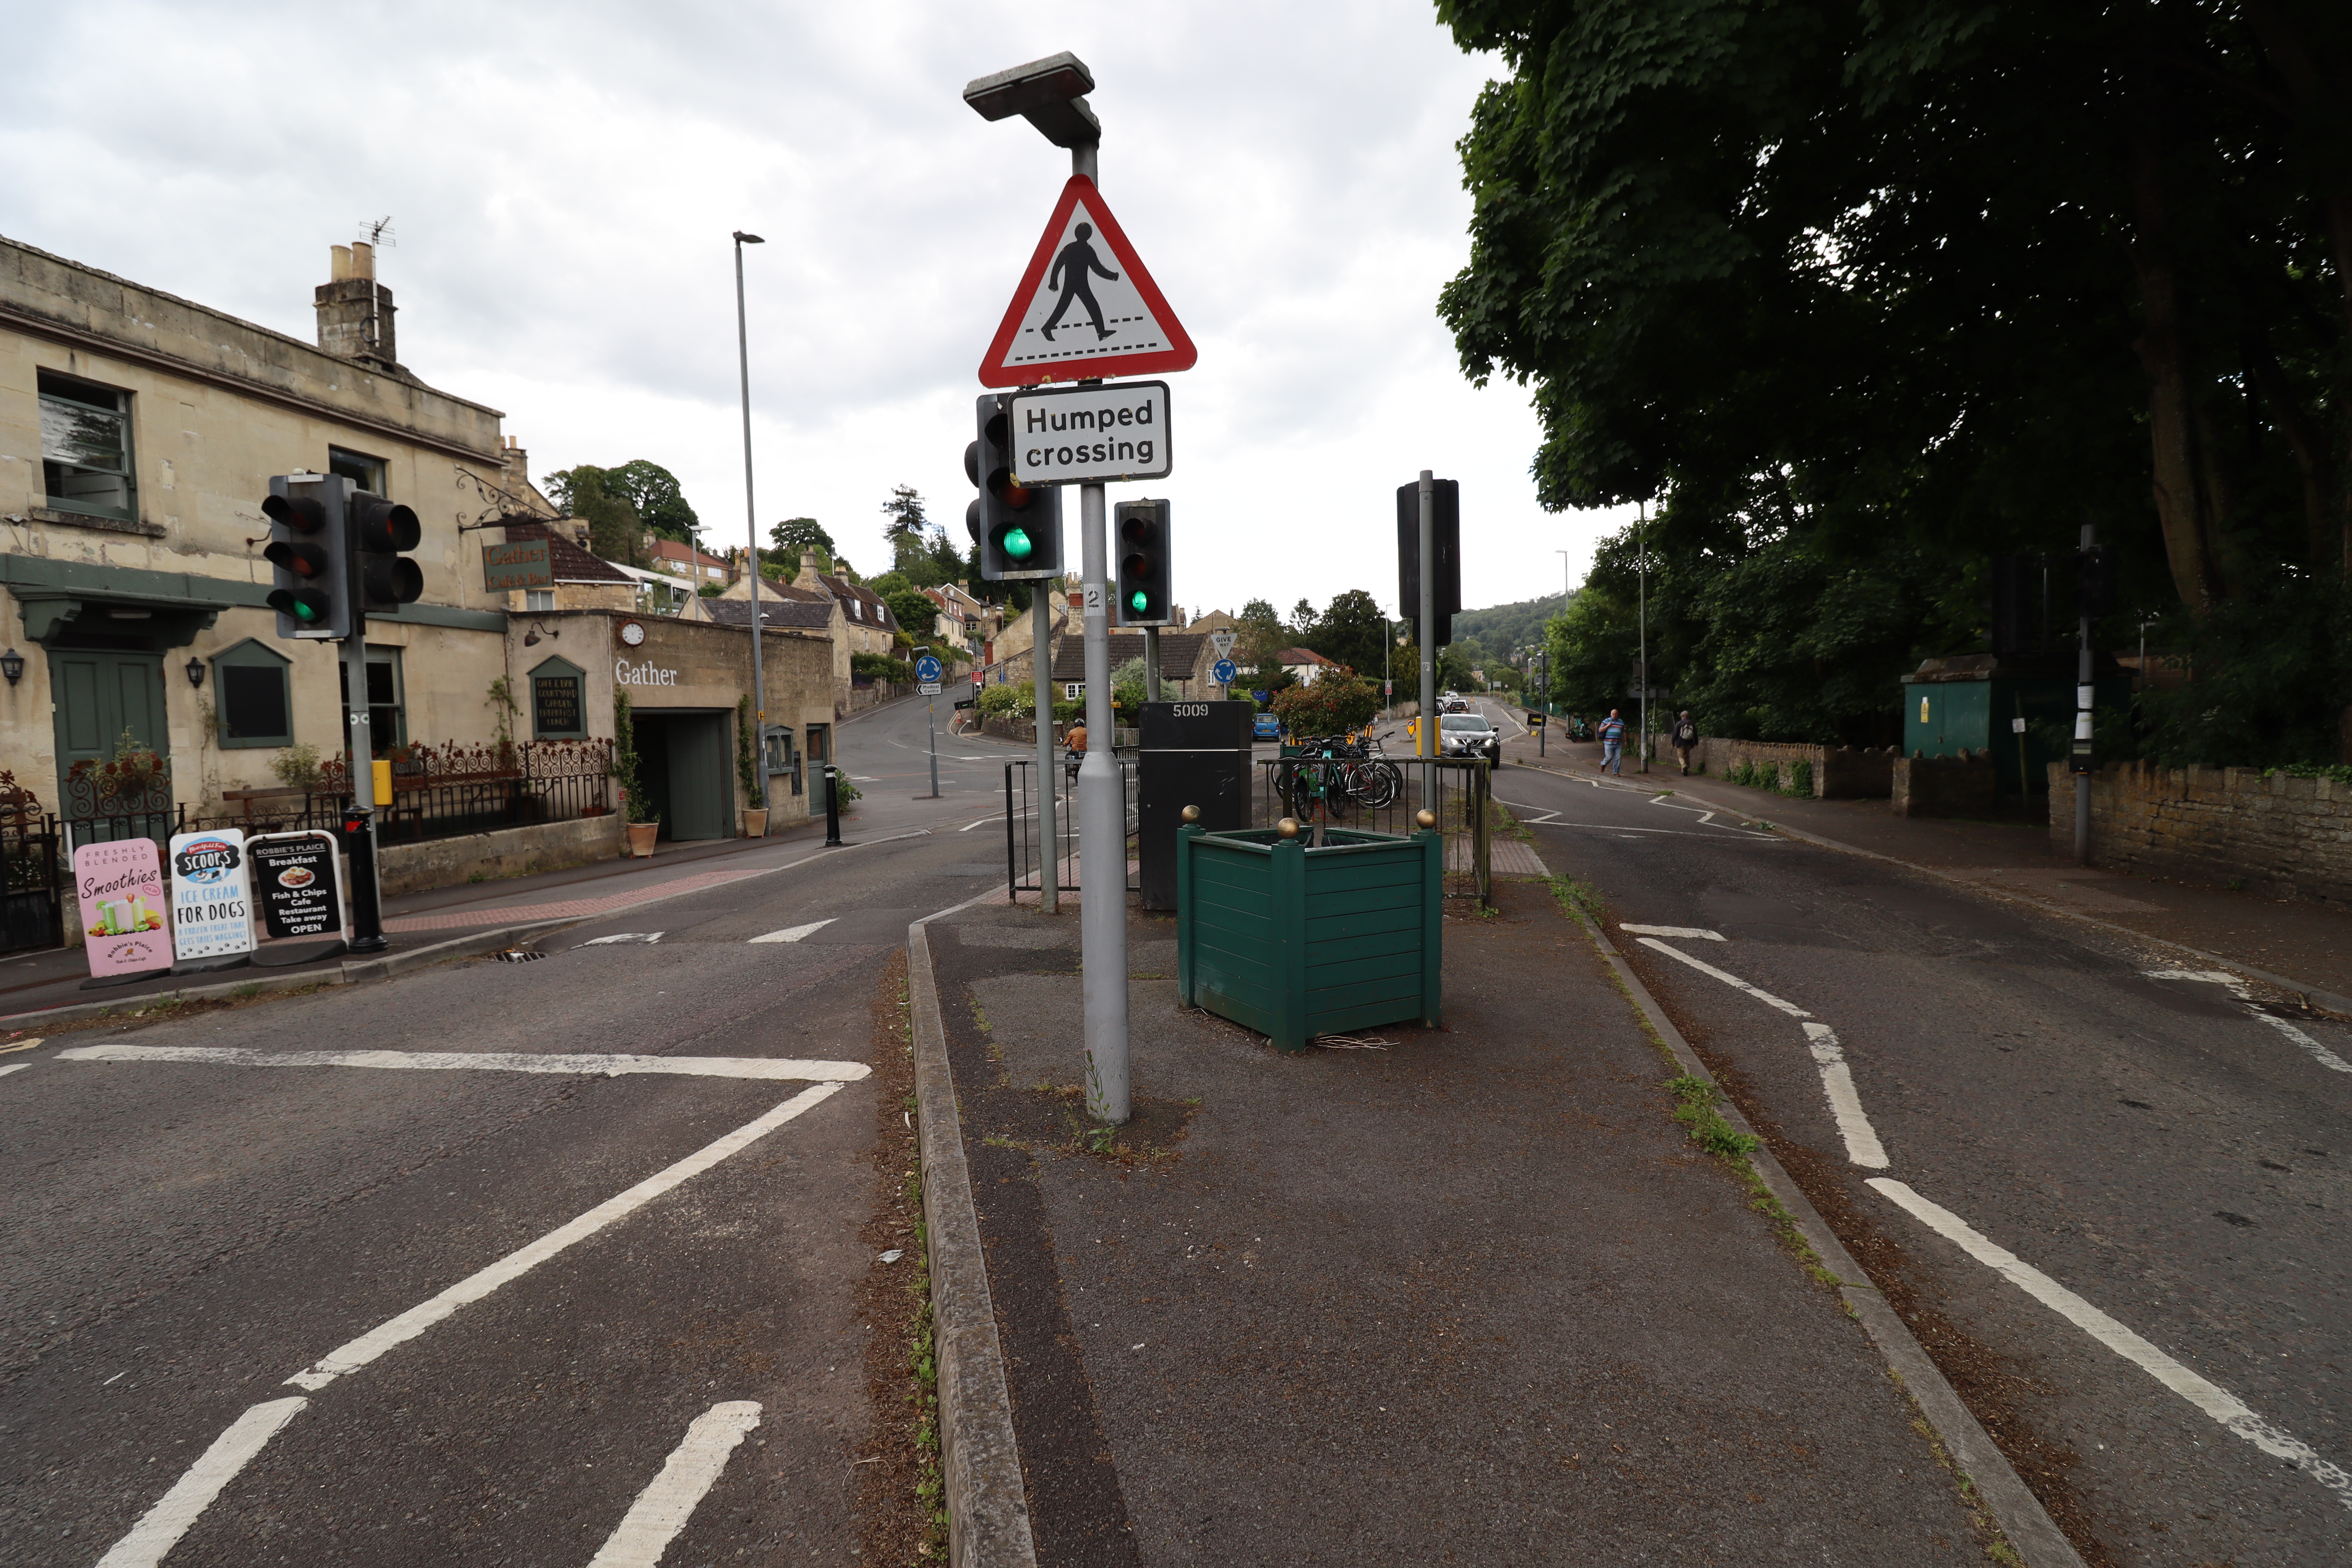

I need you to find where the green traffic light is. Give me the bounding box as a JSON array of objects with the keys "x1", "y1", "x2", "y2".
[
  {"x1": 1002, "y1": 526, "x2": 1033, "y2": 561},
  {"x1": 295, "y1": 602, "x2": 318, "y2": 621},
  {"x1": 1129, "y1": 590, "x2": 1149, "y2": 613}
]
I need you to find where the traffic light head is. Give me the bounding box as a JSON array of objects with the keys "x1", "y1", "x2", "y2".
[
  {"x1": 263, "y1": 475, "x2": 352, "y2": 639},
  {"x1": 349, "y1": 491, "x2": 423, "y2": 608},
  {"x1": 973, "y1": 394, "x2": 1061, "y2": 580},
  {"x1": 1112, "y1": 499, "x2": 1173, "y2": 626},
  {"x1": 1396, "y1": 477, "x2": 1462, "y2": 647}
]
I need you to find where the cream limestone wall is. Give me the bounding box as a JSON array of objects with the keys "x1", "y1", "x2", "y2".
[{"x1": 1, "y1": 237, "x2": 524, "y2": 815}]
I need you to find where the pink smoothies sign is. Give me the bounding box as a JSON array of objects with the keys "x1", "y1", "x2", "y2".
[{"x1": 73, "y1": 838, "x2": 175, "y2": 978}]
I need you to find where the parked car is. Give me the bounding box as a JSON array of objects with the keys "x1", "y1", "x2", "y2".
[
  {"x1": 1252, "y1": 712, "x2": 1282, "y2": 741},
  {"x1": 1439, "y1": 711, "x2": 1502, "y2": 766}
]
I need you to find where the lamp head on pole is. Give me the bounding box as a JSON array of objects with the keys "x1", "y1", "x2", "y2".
[{"x1": 733, "y1": 231, "x2": 764, "y2": 245}]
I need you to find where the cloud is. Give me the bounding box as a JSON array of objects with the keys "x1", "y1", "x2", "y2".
[{"x1": 0, "y1": 0, "x2": 1633, "y2": 617}]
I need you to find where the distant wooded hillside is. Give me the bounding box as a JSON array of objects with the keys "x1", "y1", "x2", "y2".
[{"x1": 1450, "y1": 593, "x2": 1572, "y2": 658}]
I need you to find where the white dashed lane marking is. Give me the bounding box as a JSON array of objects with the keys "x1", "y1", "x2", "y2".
[
  {"x1": 1635, "y1": 937, "x2": 1812, "y2": 1018},
  {"x1": 588, "y1": 1402, "x2": 764, "y2": 1568},
  {"x1": 1801, "y1": 1023, "x2": 1888, "y2": 1168},
  {"x1": 2145, "y1": 969, "x2": 2352, "y2": 1075},
  {"x1": 749, "y1": 919, "x2": 836, "y2": 944},
  {"x1": 1870, "y1": 1178, "x2": 2352, "y2": 1513},
  {"x1": 60, "y1": 1043, "x2": 869, "y2": 1082},
  {"x1": 1619, "y1": 924, "x2": 1725, "y2": 942}
]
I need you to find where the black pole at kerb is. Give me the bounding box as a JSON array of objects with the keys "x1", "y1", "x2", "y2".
[{"x1": 824, "y1": 764, "x2": 843, "y2": 846}]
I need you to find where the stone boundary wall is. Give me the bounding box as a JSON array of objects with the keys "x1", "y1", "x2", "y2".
[
  {"x1": 1894, "y1": 755, "x2": 1996, "y2": 818},
  {"x1": 2050, "y1": 761, "x2": 2352, "y2": 909},
  {"x1": 1695, "y1": 738, "x2": 1897, "y2": 799},
  {"x1": 376, "y1": 813, "x2": 627, "y2": 897}
]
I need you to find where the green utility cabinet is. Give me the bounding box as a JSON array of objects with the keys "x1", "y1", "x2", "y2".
[
  {"x1": 1902, "y1": 654, "x2": 2132, "y2": 802},
  {"x1": 1176, "y1": 822, "x2": 1443, "y2": 1052}
]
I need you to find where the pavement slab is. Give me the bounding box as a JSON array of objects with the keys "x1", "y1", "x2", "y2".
[{"x1": 923, "y1": 882, "x2": 1999, "y2": 1566}]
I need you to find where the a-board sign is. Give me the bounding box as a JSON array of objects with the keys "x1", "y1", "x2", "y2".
[
  {"x1": 250, "y1": 832, "x2": 345, "y2": 939},
  {"x1": 979, "y1": 175, "x2": 1197, "y2": 387},
  {"x1": 1007, "y1": 381, "x2": 1172, "y2": 487},
  {"x1": 482, "y1": 538, "x2": 553, "y2": 592},
  {"x1": 73, "y1": 838, "x2": 174, "y2": 977},
  {"x1": 169, "y1": 828, "x2": 255, "y2": 961}
]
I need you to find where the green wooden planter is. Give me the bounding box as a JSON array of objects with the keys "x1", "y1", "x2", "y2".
[{"x1": 1175, "y1": 822, "x2": 1442, "y2": 1051}]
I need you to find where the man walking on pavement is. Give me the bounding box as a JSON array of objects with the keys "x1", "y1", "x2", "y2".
[
  {"x1": 1672, "y1": 710, "x2": 1700, "y2": 775},
  {"x1": 1598, "y1": 708, "x2": 1626, "y2": 775},
  {"x1": 1040, "y1": 222, "x2": 1119, "y2": 343}
]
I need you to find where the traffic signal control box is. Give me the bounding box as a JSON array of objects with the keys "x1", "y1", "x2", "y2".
[{"x1": 969, "y1": 392, "x2": 1063, "y2": 581}]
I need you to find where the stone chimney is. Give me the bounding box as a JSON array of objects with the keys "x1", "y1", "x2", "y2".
[
  {"x1": 501, "y1": 434, "x2": 529, "y2": 490},
  {"x1": 796, "y1": 549, "x2": 823, "y2": 593},
  {"x1": 314, "y1": 241, "x2": 399, "y2": 369}
]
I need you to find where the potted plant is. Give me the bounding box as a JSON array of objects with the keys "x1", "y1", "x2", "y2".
[
  {"x1": 736, "y1": 695, "x2": 767, "y2": 838},
  {"x1": 613, "y1": 690, "x2": 659, "y2": 857}
]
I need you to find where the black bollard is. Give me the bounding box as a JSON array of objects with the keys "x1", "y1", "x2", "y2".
[{"x1": 824, "y1": 764, "x2": 843, "y2": 846}]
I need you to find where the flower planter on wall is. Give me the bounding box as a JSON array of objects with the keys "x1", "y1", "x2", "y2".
[
  {"x1": 625, "y1": 822, "x2": 658, "y2": 858},
  {"x1": 1176, "y1": 822, "x2": 1443, "y2": 1052}
]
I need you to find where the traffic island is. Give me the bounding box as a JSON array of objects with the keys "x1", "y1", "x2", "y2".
[{"x1": 913, "y1": 885, "x2": 2025, "y2": 1566}]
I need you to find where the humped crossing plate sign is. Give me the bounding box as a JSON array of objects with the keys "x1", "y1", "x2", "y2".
[{"x1": 980, "y1": 175, "x2": 1196, "y2": 388}]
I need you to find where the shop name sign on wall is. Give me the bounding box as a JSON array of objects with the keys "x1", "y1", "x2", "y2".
[
  {"x1": 169, "y1": 828, "x2": 256, "y2": 961},
  {"x1": 482, "y1": 539, "x2": 553, "y2": 592},
  {"x1": 616, "y1": 659, "x2": 682, "y2": 688}
]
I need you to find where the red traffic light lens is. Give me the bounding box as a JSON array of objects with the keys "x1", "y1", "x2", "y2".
[
  {"x1": 261, "y1": 494, "x2": 327, "y2": 533},
  {"x1": 263, "y1": 540, "x2": 329, "y2": 578}
]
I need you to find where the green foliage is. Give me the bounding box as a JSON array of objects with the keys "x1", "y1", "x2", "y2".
[
  {"x1": 976, "y1": 682, "x2": 1030, "y2": 717},
  {"x1": 1785, "y1": 759, "x2": 1814, "y2": 798},
  {"x1": 1110, "y1": 657, "x2": 1174, "y2": 715},
  {"x1": 1453, "y1": 594, "x2": 1575, "y2": 661},
  {"x1": 736, "y1": 696, "x2": 762, "y2": 809},
  {"x1": 269, "y1": 741, "x2": 325, "y2": 791},
  {"x1": 2138, "y1": 574, "x2": 2352, "y2": 770},
  {"x1": 612, "y1": 690, "x2": 652, "y2": 823},
  {"x1": 1300, "y1": 589, "x2": 1393, "y2": 678},
  {"x1": 1442, "y1": 0, "x2": 2352, "y2": 758},
  {"x1": 1667, "y1": 1075, "x2": 1760, "y2": 1158},
  {"x1": 546, "y1": 465, "x2": 644, "y2": 567},
  {"x1": 1270, "y1": 668, "x2": 1382, "y2": 736},
  {"x1": 852, "y1": 651, "x2": 914, "y2": 683},
  {"x1": 868, "y1": 574, "x2": 944, "y2": 639},
  {"x1": 769, "y1": 516, "x2": 834, "y2": 573},
  {"x1": 603, "y1": 460, "x2": 699, "y2": 543}
]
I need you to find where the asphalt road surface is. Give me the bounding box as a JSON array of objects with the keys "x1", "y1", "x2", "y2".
[
  {"x1": 1, "y1": 695, "x2": 1033, "y2": 1566},
  {"x1": 1479, "y1": 699, "x2": 2352, "y2": 1568}
]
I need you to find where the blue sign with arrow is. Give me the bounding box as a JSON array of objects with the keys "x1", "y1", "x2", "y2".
[
  {"x1": 914, "y1": 654, "x2": 944, "y2": 683},
  {"x1": 1212, "y1": 658, "x2": 1237, "y2": 685}
]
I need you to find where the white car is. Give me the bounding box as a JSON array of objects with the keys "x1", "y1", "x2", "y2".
[{"x1": 1439, "y1": 711, "x2": 1501, "y2": 766}]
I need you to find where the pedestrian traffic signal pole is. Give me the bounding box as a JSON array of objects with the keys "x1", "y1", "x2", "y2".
[
  {"x1": 1033, "y1": 588, "x2": 1058, "y2": 916},
  {"x1": 1418, "y1": 470, "x2": 1437, "y2": 814},
  {"x1": 339, "y1": 598, "x2": 387, "y2": 954},
  {"x1": 2074, "y1": 522, "x2": 2096, "y2": 866}
]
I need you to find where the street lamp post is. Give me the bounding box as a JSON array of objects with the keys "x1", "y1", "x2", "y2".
[
  {"x1": 1635, "y1": 501, "x2": 1649, "y2": 773},
  {"x1": 732, "y1": 230, "x2": 767, "y2": 817},
  {"x1": 965, "y1": 54, "x2": 1128, "y2": 1125}
]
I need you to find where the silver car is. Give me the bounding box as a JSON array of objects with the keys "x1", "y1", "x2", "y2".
[{"x1": 1439, "y1": 711, "x2": 1501, "y2": 767}]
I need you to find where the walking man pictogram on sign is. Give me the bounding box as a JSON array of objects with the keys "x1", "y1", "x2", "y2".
[{"x1": 1041, "y1": 223, "x2": 1119, "y2": 343}]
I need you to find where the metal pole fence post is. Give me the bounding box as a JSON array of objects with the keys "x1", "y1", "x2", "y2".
[
  {"x1": 340, "y1": 623, "x2": 385, "y2": 953},
  {"x1": 734, "y1": 236, "x2": 766, "y2": 768},
  {"x1": 1418, "y1": 470, "x2": 1436, "y2": 817},
  {"x1": 823, "y1": 763, "x2": 842, "y2": 847},
  {"x1": 1637, "y1": 500, "x2": 1649, "y2": 773},
  {"x1": 1033, "y1": 588, "x2": 1058, "y2": 915},
  {"x1": 1078, "y1": 476, "x2": 1129, "y2": 1123},
  {"x1": 927, "y1": 690, "x2": 940, "y2": 799},
  {"x1": 2074, "y1": 522, "x2": 2095, "y2": 866}
]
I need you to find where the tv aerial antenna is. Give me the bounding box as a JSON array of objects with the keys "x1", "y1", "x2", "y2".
[{"x1": 358, "y1": 216, "x2": 396, "y2": 249}]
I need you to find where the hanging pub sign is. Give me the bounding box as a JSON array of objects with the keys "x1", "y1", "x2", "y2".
[
  {"x1": 169, "y1": 828, "x2": 256, "y2": 962},
  {"x1": 250, "y1": 831, "x2": 346, "y2": 940},
  {"x1": 73, "y1": 838, "x2": 174, "y2": 980}
]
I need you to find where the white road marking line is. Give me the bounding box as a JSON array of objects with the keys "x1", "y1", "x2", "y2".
[
  {"x1": 1526, "y1": 818, "x2": 1778, "y2": 840},
  {"x1": 582, "y1": 932, "x2": 663, "y2": 945},
  {"x1": 1800, "y1": 1024, "x2": 1889, "y2": 1167},
  {"x1": 2145, "y1": 969, "x2": 2352, "y2": 1074},
  {"x1": 284, "y1": 1083, "x2": 840, "y2": 1390},
  {"x1": 0, "y1": 1034, "x2": 45, "y2": 1053},
  {"x1": 0, "y1": 1062, "x2": 33, "y2": 1080},
  {"x1": 588, "y1": 1401, "x2": 764, "y2": 1568},
  {"x1": 749, "y1": 919, "x2": 835, "y2": 944},
  {"x1": 94, "y1": 1397, "x2": 308, "y2": 1568},
  {"x1": 60, "y1": 1043, "x2": 868, "y2": 1082},
  {"x1": 1868, "y1": 1178, "x2": 2352, "y2": 1512},
  {"x1": 1620, "y1": 924, "x2": 1725, "y2": 941},
  {"x1": 1635, "y1": 937, "x2": 1813, "y2": 1017}
]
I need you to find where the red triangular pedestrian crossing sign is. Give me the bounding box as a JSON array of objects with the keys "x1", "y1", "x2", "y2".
[{"x1": 979, "y1": 175, "x2": 1197, "y2": 387}]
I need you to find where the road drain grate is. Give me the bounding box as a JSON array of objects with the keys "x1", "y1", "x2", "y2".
[{"x1": 492, "y1": 949, "x2": 546, "y2": 963}]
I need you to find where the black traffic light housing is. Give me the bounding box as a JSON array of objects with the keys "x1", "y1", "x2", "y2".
[
  {"x1": 1396, "y1": 477, "x2": 1461, "y2": 648},
  {"x1": 263, "y1": 473, "x2": 352, "y2": 639},
  {"x1": 350, "y1": 491, "x2": 424, "y2": 609},
  {"x1": 969, "y1": 392, "x2": 1062, "y2": 581},
  {"x1": 1112, "y1": 499, "x2": 1173, "y2": 626}
]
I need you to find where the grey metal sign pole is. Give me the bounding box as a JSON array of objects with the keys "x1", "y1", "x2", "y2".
[
  {"x1": 2074, "y1": 522, "x2": 2095, "y2": 865},
  {"x1": 1033, "y1": 590, "x2": 1057, "y2": 915},
  {"x1": 1418, "y1": 469, "x2": 1436, "y2": 812},
  {"x1": 928, "y1": 690, "x2": 940, "y2": 799},
  {"x1": 1143, "y1": 624, "x2": 1160, "y2": 704},
  {"x1": 733, "y1": 232, "x2": 766, "y2": 750}
]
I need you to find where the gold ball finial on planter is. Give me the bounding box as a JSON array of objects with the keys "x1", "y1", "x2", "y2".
[
  {"x1": 1276, "y1": 817, "x2": 1301, "y2": 839},
  {"x1": 1182, "y1": 804, "x2": 1201, "y2": 823},
  {"x1": 1415, "y1": 808, "x2": 1437, "y2": 829}
]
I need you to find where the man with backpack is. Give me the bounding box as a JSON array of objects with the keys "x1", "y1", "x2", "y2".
[
  {"x1": 1597, "y1": 709, "x2": 1626, "y2": 774},
  {"x1": 1672, "y1": 711, "x2": 1700, "y2": 774}
]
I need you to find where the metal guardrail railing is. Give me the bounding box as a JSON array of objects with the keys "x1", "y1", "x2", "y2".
[
  {"x1": 1253, "y1": 755, "x2": 1493, "y2": 905},
  {"x1": 1003, "y1": 757, "x2": 1138, "y2": 899}
]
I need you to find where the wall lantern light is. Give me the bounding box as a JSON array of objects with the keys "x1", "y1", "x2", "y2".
[
  {"x1": 0, "y1": 648, "x2": 22, "y2": 686},
  {"x1": 186, "y1": 657, "x2": 207, "y2": 688}
]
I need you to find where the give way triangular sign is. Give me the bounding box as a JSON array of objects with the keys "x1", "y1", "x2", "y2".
[{"x1": 979, "y1": 175, "x2": 1197, "y2": 388}]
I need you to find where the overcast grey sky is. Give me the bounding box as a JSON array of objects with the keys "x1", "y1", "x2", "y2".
[{"x1": 0, "y1": 0, "x2": 1636, "y2": 625}]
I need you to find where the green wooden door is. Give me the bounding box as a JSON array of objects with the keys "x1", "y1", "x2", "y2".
[
  {"x1": 665, "y1": 713, "x2": 730, "y2": 840},
  {"x1": 49, "y1": 648, "x2": 170, "y2": 841}
]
